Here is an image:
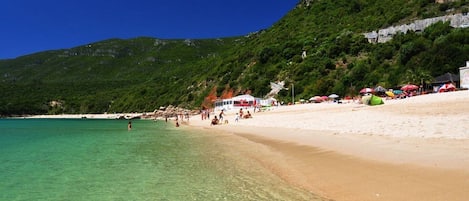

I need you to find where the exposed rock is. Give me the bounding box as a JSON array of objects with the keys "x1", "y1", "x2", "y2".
[{"x1": 141, "y1": 105, "x2": 200, "y2": 120}]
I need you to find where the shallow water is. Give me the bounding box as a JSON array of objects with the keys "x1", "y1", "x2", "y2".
[{"x1": 0, "y1": 119, "x2": 322, "y2": 201}]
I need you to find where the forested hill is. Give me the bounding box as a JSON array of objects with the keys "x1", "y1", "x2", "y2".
[
  {"x1": 0, "y1": 37, "x2": 243, "y2": 115},
  {"x1": 1, "y1": 0, "x2": 469, "y2": 116}
]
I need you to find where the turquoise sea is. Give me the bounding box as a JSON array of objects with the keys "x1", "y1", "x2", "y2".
[{"x1": 0, "y1": 119, "x2": 322, "y2": 201}]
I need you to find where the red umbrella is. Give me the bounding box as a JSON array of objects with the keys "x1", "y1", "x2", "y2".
[
  {"x1": 401, "y1": 84, "x2": 419, "y2": 91},
  {"x1": 438, "y1": 83, "x2": 456, "y2": 92},
  {"x1": 360, "y1": 88, "x2": 374, "y2": 94}
]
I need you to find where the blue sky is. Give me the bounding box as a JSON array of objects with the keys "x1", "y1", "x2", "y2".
[{"x1": 1, "y1": 0, "x2": 298, "y2": 59}]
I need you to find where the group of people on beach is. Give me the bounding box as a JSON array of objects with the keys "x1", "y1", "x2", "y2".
[
  {"x1": 210, "y1": 108, "x2": 252, "y2": 126},
  {"x1": 127, "y1": 107, "x2": 255, "y2": 129}
]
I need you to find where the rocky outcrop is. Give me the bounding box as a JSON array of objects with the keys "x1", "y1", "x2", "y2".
[{"x1": 140, "y1": 105, "x2": 200, "y2": 120}]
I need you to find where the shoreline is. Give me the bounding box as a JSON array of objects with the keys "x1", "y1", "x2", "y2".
[
  {"x1": 15, "y1": 113, "x2": 145, "y2": 120},
  {"x1": 185, "y1": 91, "x2": 469, "y2": 201}
]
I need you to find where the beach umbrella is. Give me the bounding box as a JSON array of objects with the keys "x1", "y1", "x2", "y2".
[
  {"x1": 309, "y1": 96, "x2": 323, "y2": 103},
  {"x1": 328, "y1": 94, "x2": 339, "y2": 99},
  {"x1": 374, "y1": 86, "x2": 386, "y2": 93},
  {"x1": 401, "y1": 84, "x2": 419, "y2": 91},
  {"x1": 385, "y1": 91, "x2": 395, "y2": 97},
  {"x1": 309, "y1": 96, "x2": 320, "y2": 100},
  {"x1": 438, "y1": 83, "x2": 456, "y2": 92},
  {"x1": 393, "y1": 90, "x2": 403, "y2": 95},
  {"x1": 359, "y1": 88, "x2": 374, "y2": 94}
]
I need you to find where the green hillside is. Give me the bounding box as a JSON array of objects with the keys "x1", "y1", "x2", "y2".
[
  {"x1": 0, "y1": 37, "x2": 243, "y2": 115},
  {"x1": 1, "y1": 0, "x2": 469, "y2": 116}
]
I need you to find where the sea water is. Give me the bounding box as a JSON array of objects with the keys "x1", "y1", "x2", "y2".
[{"x1": 0, "y1": 119, "x2": 322, "y2": 201}]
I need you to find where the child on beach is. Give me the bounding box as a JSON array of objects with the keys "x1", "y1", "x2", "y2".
[{"x1": 211, "y1": 116, "x2": 219, "y2": 126}]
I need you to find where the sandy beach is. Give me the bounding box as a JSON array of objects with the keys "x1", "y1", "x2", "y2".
[{"x1": 186, "y1": 90, "x2": 469, "y2": 201}]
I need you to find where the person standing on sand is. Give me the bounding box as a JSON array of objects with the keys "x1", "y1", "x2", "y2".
[
  {"x1": 128, "y1": 121, "x2": 132, "y2": 131},
  {"x1": 219, "y1": 110, "x2": 224, "y2": 122}
]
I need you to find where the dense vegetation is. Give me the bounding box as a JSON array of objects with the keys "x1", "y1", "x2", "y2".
[
  {"x1": 0, "y1": 38, "x2": 241, "y2": 115},
  {"x1": 1, "y1": 0, "x2": 469, "y2": 115}
]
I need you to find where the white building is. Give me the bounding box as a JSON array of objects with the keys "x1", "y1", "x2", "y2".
[
  {"x1": 214, "y1": 94, "x2": 256, "y2": 112},
  {"x1": 459, "y1": 61, "x2": 469, "y2": 89},
  {"x1": 214, "y1": 94, "x2": 279, "y2": 112}
]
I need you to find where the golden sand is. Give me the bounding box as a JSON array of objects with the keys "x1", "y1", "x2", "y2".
[{"x1": 187, "y1": 91, "x2": 469, "y2": 201}]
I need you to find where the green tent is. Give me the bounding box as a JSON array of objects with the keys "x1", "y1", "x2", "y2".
[{"x1": 369, "y1": 95, "x2": 384, "y2": 106}]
